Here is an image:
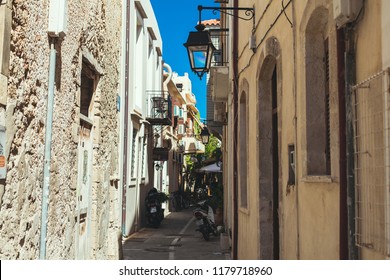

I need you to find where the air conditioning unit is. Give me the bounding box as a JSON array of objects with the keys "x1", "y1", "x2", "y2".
[
  {"x1": 333, "y1": 0, "x2": 363, "y2": 28},
  {"x1": 48, "y1": 0, "x2": 68, "y2": 37}
]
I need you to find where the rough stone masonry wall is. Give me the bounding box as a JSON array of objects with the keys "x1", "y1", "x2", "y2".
[{"x1": 0, "y1": 0, "x2": 121, "y2": 259}]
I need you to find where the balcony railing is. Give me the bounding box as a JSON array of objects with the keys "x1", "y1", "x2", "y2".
[
  {"x1": 209, "y1": 28, "x2": 229, "y2": 68},
  {"x1": 146, "y1": 91, "x2": 172, "y2": 125}
]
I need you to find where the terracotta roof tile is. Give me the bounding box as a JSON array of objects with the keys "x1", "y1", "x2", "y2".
[{"x1": 201, "y1": 18, "x2": 220, "y2": 26}]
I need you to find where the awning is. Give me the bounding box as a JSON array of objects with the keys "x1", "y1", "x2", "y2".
[{"x1": 197, "y1": 162, "x2": 222, "y2": 173}]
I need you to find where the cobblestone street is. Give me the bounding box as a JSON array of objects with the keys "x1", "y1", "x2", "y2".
[{"x1": 122, "y1": 207, "x2": 231, "y2": 260}]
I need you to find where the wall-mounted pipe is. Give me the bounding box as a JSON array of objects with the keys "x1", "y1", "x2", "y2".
[
  {"x1": 344, "y1": 25, "x2": 359, "y2": 260},
  {"x1": 163, "y1": 62, "x2": 173, "y2": 90},
  {"x1": 232, "y1": 0, "x2": 239, "y2": 260},
  {"x1": 40, "y1": 0, "x2": 67, "y2": 259},
  {"x1": 337, "y1": 28, "x2": 348, "y2": 260},
  {"x1": 39, "y1": 39, "x2": 57, "y2": 260},
  {"x1": 291, "y1": 0, "x2": 300, "y2": 260},
  {"x1": 121, "y1": 0, "x2": 131, "y2": 237}
]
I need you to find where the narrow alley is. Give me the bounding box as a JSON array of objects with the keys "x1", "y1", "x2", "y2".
[
  {"x1": 122, "y1": 207, "x2": 230, "y2": 260},
  {"x1": 1, "y1": 0, "x2": 390, "y2": 264}
]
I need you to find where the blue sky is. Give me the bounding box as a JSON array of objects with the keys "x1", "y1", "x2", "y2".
[{"x1": 150, "y1": 0, "x2": 220, "y2": 120}]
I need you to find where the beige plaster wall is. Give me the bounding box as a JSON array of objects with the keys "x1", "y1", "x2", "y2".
[
  {"x1": 234, "y1": 0, "x2": 343, "y2": 259},
  {"x1": 293, "y1": 0, "x2": 341, "y2": 260},
  {"x1": 383, "y1": 0, "x2": 390, "y2": 69},
  {"x1": 236, "y1": 0, "x2": 298, "y2": 259},
  {"x1": 355, "y1": 1, "x2": 382, "y2": 81}
]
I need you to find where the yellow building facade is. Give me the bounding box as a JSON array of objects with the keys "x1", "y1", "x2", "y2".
[{"x1": 217, "y1": 0, "x2": 390, "y2": 260}]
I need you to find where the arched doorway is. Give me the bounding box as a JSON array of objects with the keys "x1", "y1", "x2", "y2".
[{"x1": 258, "y1": 42, "x2": 281, "y2": 259}]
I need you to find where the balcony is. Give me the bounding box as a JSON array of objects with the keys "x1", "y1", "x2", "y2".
[
  {"x1": 146, "y1": 91, "x2": 172, "y2": 125},
  {"x1": 152, "y1": 138, "x2": 172, "y2": 161},
  {"x1": 152, "y1": 147, "x2": 170, "y2": 161},
  {"x1": 178, "y1": 137, "x2": 205, "y2": 155}
]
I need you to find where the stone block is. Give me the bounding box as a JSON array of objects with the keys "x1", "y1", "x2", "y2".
[{"x1": 93, "y1": 116, "x2": 101, "y2": 146}]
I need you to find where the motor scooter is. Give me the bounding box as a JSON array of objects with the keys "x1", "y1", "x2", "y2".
[
  {"x1": 145, "y1": 188, "x2": 165, "y2": 227},
  {"x1": 193, "y1": 200, "x2": 218, "y2": 241}
]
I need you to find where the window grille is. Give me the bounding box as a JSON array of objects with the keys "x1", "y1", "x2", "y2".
[{"x1": 352, "y1": 68, "x2": 390, "y2": 256}]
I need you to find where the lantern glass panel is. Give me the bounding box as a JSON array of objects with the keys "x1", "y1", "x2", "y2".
[{"x1": 193, "y1": 50, "x2": 207, "y2": 69}]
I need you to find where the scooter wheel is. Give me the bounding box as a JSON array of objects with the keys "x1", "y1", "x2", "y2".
[
  {"x1": 202, "y1": 231, "x2": 210, "y2": 241},
  {"x1": 148, "y1": 217, "x2": 161, "y2": 228}
]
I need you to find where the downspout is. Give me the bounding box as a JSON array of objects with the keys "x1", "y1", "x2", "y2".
[
  {"x1": 291, "y1": 0, "x2": 300, "y2": 260},
  {"x1": 40, "y1": 38, "x2": 57, "y2": 259},
  {"x1": 344, "y1": 24, "x2": 359, "y2": 260},
  {"x1": 232, "y1": 0, "x2": 239, "y2": 260},
  {"x1": 337, "y1": 28, "x2": 348, "y2": 260},
  {"x1": 163, "y1": 62, "x2": 173, "y2": 88},
  {"x1": 158, "y1": 63, "x2": 173, "y2": 194},
  {"x1": 160, "y1": 62, "x2": 173, "y2": 196},
  {"x1": 121, "y1": 0, "x2": 131, "y2": 237}
]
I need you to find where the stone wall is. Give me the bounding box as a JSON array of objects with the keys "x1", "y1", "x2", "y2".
[{"x1": 0, "y1": 0, "x2": 122, "y2": 259}]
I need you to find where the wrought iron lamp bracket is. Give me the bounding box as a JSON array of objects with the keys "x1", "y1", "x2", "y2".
[{"x1": 197, "y1": 5, "x2": 255, "y2": 32}]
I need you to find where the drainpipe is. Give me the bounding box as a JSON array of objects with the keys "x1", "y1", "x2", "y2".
[
  {"x1": 344, "y1": 24, "x2": 359, "y2": 260},
  {"x1": 232, "y1": 0, "x2": 239, "y2": 260},
  {"x1": 162, "y1": 62, "x2": 172, "y2": 195},
  {"x1": 291, "y1": 0, "x2": 300, "y2": 260},
  {"x1": 40, "y1": 38, "x2": 57, "y2": 259},
  {"x1": 121, "y1": 0, "x2": 131, "y2": 236},
  {"x1": 163, "y1": 63, "x2": 173, "y2": 89},
  {"x1": 337, "y1": 28, "x2": 348, "y2": 260},
  {"x1": 40, "y1": 0, "x2": 67, "y2": 259}
]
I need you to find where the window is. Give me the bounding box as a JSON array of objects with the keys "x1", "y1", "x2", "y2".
[
  {"x1": 239, "y1": 92, "x2": 248, "y2": 208},
  {"x1": 80, "y1": 61, "x2": 98, "y2": 118},
  {"x1": 324, "y1": 39, "x2": 331, "y2": 175},
  {"x1": 134, "y1": 10, "x2": 144, "y2": 109},
  {"x1": 305, "y1": 8, "x2": 331, "y2": 176}
]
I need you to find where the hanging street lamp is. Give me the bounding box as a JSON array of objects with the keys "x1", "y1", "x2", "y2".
[
  {"x1": 183, "y1": 23, "x2": 216, "y2": 80},
  {"x1": 184, "y1": 5, "x2": 255, "y2": 80},
  {"x1": 200, "y1": 126, "x2": 211, "y2": 144}
]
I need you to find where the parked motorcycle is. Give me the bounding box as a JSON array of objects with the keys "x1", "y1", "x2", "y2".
[
  {"x1": 145, "y1": 188, "x2": 165, "y2": 227},
  {"x1": 170, "y1": 190, "x2": 190, "y2": 211},
  {"x1": 193, "y1": 200, "x2": 218, "y2": 241}
]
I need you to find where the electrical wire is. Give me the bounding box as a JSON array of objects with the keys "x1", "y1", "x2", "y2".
[
  {"x1": 237, "y1": 0, "x2": 293, "y2": 78},
  {"x1": 282, "y1": 0, "x2": 293, "y2": 27},
  {"x1": 238, "y1": 0, "x2": 272, "y2": 60}
]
